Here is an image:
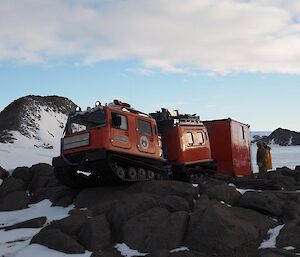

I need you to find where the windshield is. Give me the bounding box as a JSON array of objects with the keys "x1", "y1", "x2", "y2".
[{"x1": 66, "y1": 108, "x2": 106, "y2": 134}]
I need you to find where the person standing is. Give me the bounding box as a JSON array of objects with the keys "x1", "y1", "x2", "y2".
[
  {"x1": 256, "y1": 141, "x2": 267, "y2": 173},
  {"x1": 264, "y1": 143, "x2": 272, "y2": 171}
]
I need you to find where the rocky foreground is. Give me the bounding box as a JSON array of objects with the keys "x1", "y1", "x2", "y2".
[{"x1": 1, "y1": 165, "x2": 300, "y2": 257}]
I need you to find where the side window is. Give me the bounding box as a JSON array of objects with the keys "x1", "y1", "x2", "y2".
[
  {"x1": 185, "y1": 132, "x2": 194, "y2": 146},
  {"x1": 111, "y1": 112, "x2": 128, "y2": 130},
  {"x1": 137, "y1": 119, "x2": 152, "y2": 136},
  {"x1": 241, "y1": 126, "x2": 245, "y2": 140},
  {"x1": 197, "y1": 131, "x2": 205, "y2": 145}
]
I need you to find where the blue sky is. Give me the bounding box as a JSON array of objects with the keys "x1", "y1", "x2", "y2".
[{"x1": 1, "y1": 0, "x2": 300, "y2": 131}]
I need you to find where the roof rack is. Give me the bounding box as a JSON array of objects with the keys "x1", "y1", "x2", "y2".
[{"x1": 150, "y1": 108, "x2": 202, "y2": 126}]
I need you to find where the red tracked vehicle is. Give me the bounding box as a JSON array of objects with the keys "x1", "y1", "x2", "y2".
[{"x1": 52, "y1": 100, "x2": 169, "y2": 187}]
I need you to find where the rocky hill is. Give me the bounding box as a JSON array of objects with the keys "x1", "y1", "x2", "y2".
[
  {"x1": 0, "y1": 95, "x2": 76, "y2": 144},
  {"x1": 252, "y1": 128, "x2": 300, "y2": 146},
  {"x1": 267, "y1": 128, "x2": 300, "y2": 146},
  {"x1": 0, "y1": 95, "x2": 76, "y2": 169},
  {"x1": 0, "y1": 164, "x2": 300, "y2": 257}
]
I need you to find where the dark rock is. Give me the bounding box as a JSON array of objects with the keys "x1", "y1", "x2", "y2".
[
  {"x1": 91, "y1": 249, "x2": 122, "y2": 257},
  {"x1": 31, "y1": 228, "x2": 85, "y2": 254},
  {"x1": 128, "y1": 181, "x2": 197, "y2": 206},
  {"x1": 170, "y1": 250, "x2": 207, "y2": 257},
  {"x1": 238, "y1": 191, "x2": 300, "y2": 221},
  {"x1": 202, "y1": 184, "x2": 241, "y2": 206},
  {"x1": 46, "y1": 176, "x2": 61, "y2": 187},
  {"x1": 158, "y1": 195, "x2": 190, "y2": 212},
  {"x1": 146, "y1": 249, "x2": 169, "y2": 257},
  {"x1": 30, "y1": 163, "x2": 54, "y2": 176},
  {"x1": 121, "y1": 208, "x2": 188, "y2": 252},
  {"x1": 50, "y1": 213, "x2": 88, "y2": 237},
  {"x1": 108, "y1": 194, "x2": 158, "y2": 232},
  {"x1": 29, "y1": 163, "x2": 54, "y2": 194},
  {"x1": 3, "y1": 217, "x2": 47, "y2": 231},
  {"x1": 12, "y1": 166, "x2": 32, "y2": 189},
  {"x1": 238, "y1": 191, "x2": 284, "y2": 217},
  {"x1": 31, "y1": 185, "x2": 77, "y2": 207},
  {"x1": 277, "y1": 222, "x2": 300, "y2": 250},
  {"x1": 0, "y1": 166, "x2": 9, "y2": 180},
  {"x1": 29, "y1": 175, "x2": 50, "y2": 194},
  {"x1": 0, "y1": 176, "x2": 25, "y2": 197},
  {"x1": 267, "y1": 128, "x2": 300, "y2": 146},
  {"x1": 0, "y1": 191, "x2": 30, "y2": 211},
  {"x1": 79, "y1": 214, "x2": 111, "y2": 251},
  {"x1": 186, "y1": 198, "x2": 276, "y2": 257},
  {"x1": 258, "y1": 248, "x2": 299, "y2": 257},
  {"x1": 74, "y1": 186, "x2": 129, "y2": 210}
]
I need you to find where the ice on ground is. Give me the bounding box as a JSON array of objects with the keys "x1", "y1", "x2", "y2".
[
  {"x1": 115, "y1": 243, "x2": 148, "y2": 257},
  {"x1": 259, "y1": 224, "x2": 285, "y2": 249},
  {"x1": 14, "y1": 244, "x2": 91, "y2": 257},
  {"x1": 0, "y1": 199, "x2": 74, "y2": 257},
  {"x1": 170, "y1": 246, "x2": 189, "y2": 253}
]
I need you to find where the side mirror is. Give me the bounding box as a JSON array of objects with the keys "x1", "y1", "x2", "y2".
[{"x1": 112, "y1": 113, "x2": 122, "y2": 128}]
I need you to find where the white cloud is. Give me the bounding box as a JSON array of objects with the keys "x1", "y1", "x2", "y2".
[{"x1": 1, "y1": 0, "x2": 300, "y2": 74}]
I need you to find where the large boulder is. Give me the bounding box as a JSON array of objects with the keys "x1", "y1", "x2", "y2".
[
  {"x1": 121, "y1": 208, "x2": 188, "y2": 252},
  {"x1": 0, "y1": 191, "x2": 30, "y2": 211},
  {"x1": 78, "y1": 214, "x2": 111, "y2": 251},
  {"x1": 31, "y1": 228, "x2": 85, "y2": 254},
  {"x1": 202, "y1": 184, "x2": 241, "y2": 206},
  {"x1": 31, "y1": 185, "x2": 77, "y2": 207},
  {"x1": 50, "y1": 212, "x2": 88, "y2": 237},
  {"x1": 74, "y1": 186, "x2": 129, "y2": 210},
  {"x1": 186, "y1": 196, "x2": 276, "y2": 257},
  {"x1": 0, "y1": 176, "x2": 25, "y2": 197},
  {"x1": 107, "y1": 194, "x2": 158, "y2": 232},
  {"x1": 238, "y1": 191, "x2": 300, "y2": 221},
  {"x1": 127, "y1": 181, "x2": 197, "y2": 206},
  {"x1": 238, "y1": 191, "x2": 284, "y2": 217},
  {"x1": 3, "y1": 217, "x2": 47, "y2": 231},
  {"x1": 28, "y1": 163, "x2": 54, "y2": 194},
  {"x1": 12, "y1": 166, "x2": 33, "y2": 189},
  {"x1": 158, "y1": 195, "x2": 190, "y2": 212}
]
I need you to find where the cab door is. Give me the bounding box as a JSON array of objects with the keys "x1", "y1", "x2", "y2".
[
  {"x1": 136, "y1": 118, "x2": 156, "y2": 154},
  {"x1": 110, "y1": 111, "x2": 131, "y2": 149}
]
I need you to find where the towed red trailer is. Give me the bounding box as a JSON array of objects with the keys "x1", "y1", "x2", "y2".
[{"x1": 203, "y1": 118, "x2": 253, "y2": 177}]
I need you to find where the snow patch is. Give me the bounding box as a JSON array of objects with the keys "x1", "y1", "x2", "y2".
[
  {"x1": 115, "y1": 243, "x2": 148, "y2": 257},
  {"x1": 170, "y1": 246, "x2": 189, "y2": 253},
  {"x1": 259, "y1": 224, "x2": 285, "y2": 249},
  {"x1": 0, "y1": 200, "x2": 74, "y2": 257},
  {"x1": 0, "y1": 199, "x2": 74, "y2": 228},
  {"x1": 283, "y1": 246, "x2": 296, "y2": 251},
  {"x1": 220, "y1": 201, "x2": 232, "y2": 208}
]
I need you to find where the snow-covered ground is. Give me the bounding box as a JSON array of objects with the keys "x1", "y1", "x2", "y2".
[
  {"x1": 251, "y1": 144, "x2": 300, "y2": 173},
  {"x1": 0, "y1": 200, "x2": 84, "y2": 257}
]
